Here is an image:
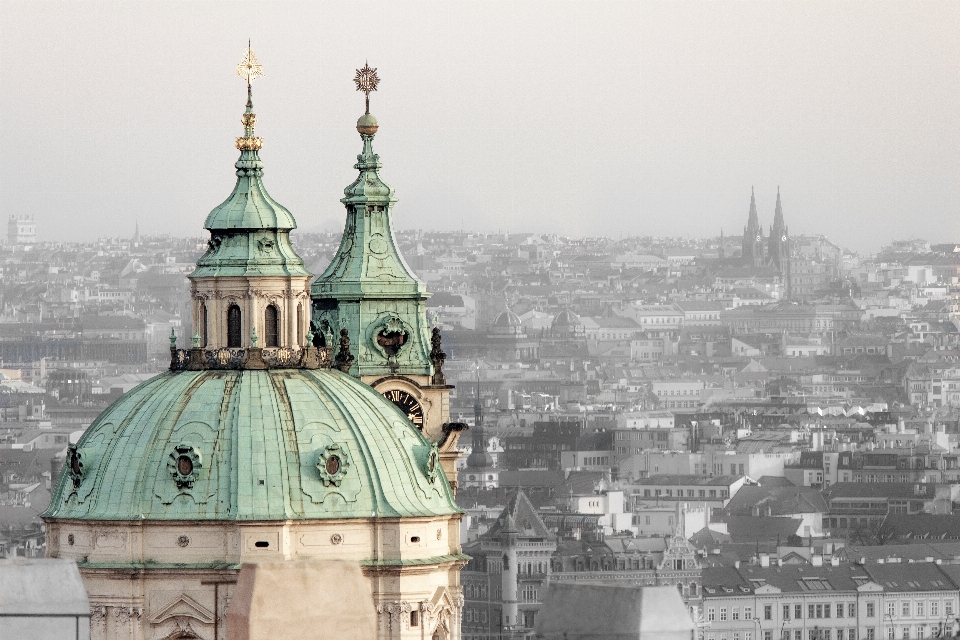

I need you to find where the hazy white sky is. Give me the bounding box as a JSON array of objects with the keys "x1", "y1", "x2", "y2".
[{"x1": 1, "y1": 1, "x2": 958, "y2": 253}]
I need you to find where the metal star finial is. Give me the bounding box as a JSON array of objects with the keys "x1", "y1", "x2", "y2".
[
  {"x1": 237, "y1": 42, "x2": 264, "y2": 85},
  {"x1": 354, "y1": 62, "x2": 380, "y2": 114}
]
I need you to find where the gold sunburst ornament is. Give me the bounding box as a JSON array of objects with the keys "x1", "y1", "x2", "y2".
[
  {"x1": 354, "y1": 62, "x2": 379, "y2": 114},
  {"x1": 237, "y1": 43, "x2": 264, "y2": 85},
  {"x1": 235, "y1": 42, "x2": 264, "y2": 151}
]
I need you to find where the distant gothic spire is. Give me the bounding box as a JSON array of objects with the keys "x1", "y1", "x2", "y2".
[{"x1": 742, "y1": 187, "x2": 764, "y2": 267}]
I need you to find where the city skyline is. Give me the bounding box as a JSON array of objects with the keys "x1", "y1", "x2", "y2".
[{"x1": 2, "y1": 3, "x2": 958, "y2": 252}]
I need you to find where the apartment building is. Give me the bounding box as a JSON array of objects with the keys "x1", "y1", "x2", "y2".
[{"x1": 701, "y1": 561, "x2": 960, "y2": 640}]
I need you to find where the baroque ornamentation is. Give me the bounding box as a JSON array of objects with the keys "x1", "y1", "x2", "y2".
[
  {"x1": 316, "y1": 443, "x2": 350, "y2": 487},
  {"x1": 167, "y1": 444, "x2": 202, "y2": 490},
  {"x1": 66, "y1": 443, "x2": 85, "y2": 489},
  {"x1": 425, "y1": 442, "x2": 441, "y2": 484},
  {"x1": 377, "y1": 601, "x2": 412, "y2": 630}
]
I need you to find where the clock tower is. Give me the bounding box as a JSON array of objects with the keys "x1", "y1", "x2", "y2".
[{"x1": 311, "y1": 64, "x2": 452, "y2": 443}]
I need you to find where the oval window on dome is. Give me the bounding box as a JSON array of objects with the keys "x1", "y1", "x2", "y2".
[
  {"x1": 325, "y1": 455, "x2": 341, "y2": 476},
  {"x1": 177, "y1": 455, "x2": 194, "y2": 476}
]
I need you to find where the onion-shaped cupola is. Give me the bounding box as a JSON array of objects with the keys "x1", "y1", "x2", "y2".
[{"x1": 188, "y1": 45, "x2": 312, "y2": 351}]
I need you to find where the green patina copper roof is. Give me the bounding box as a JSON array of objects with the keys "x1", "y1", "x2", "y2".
[
  {"x1": 311, "y1": 130, "x2": 426, "y2": 299},
  {"x1": 203, "y1": 86, "x2": 297, "y2": 232},
  {"x1": 190, "y1": 84, "x2": 309, "y2": 279},
  {"x1": 44, "y1": 369, "x2": 459, "y2": 521}
]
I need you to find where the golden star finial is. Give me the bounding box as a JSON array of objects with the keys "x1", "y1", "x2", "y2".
[
  {"x1": 354, "y1": 62, "x2": 379, "y2": 114},
  {"x1": 237, "y1": 42, "x2": 264, "y2": 85}
]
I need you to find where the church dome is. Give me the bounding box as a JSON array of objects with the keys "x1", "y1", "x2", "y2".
[
  {"x1": 551, "y1": 308, "x2": 581, "y2": 330},
  {"x1": 493, "y1": 309, "x2": 522, "y2": 328},
  {"x1": 45, "y1": 368, "x2": 459, "y2": 521}
]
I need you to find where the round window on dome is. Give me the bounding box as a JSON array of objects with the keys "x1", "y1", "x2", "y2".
[
  {"x1": 177, "y1": 455, "x2": 194, "y2": 476},
  {"x1": 325, "y1": 455, "x2": 341, "y2": 476}
]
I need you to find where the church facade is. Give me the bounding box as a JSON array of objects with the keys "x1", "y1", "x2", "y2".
[{"x1": 43, "y1": 52, "x2": 466, "y2": 640}]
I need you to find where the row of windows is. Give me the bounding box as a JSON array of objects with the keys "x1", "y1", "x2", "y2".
[
  {"x1": 199, "y1": 302, "x2": 305, "y2": 348},
  {"x1": 707, "y1": 600, "x2": 954, "y2": 625},
  {"x1": 643, "y1": 488, "x2": 727, "y2": 498}
]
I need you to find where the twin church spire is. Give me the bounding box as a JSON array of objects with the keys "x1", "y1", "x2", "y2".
[{"x1": 741, "y1": 186, "x2": 790, "y2": 276}]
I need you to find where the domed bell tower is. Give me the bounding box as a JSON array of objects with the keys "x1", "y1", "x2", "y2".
[
  {"x1": 311, "y1": 64, "x2": 453, "y2": 444},
  {"x1": 188, "y1": 56, "x2": 312, "y2": 354}
]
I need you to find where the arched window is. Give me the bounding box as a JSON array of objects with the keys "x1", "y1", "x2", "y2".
[
  {"x1": 265, "y1": 304, "x2": 279, "y2": 348},
  {"x1": 200, "y1": 304, "x2": 208, "y2": 348},
  {"x1": 227, "y1": 305, "x2": 242, "y2": 348},
  {"x1": 296, "y1": 303, "x2": 303, "y2": 347}
]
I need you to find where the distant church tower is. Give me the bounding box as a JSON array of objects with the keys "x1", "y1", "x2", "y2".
[
  {"x1": 767, "y1": 186, "x2": 791, "y2": 296},
  {"x1": 310, "y1": 64, "x2": 452, "y2": 444},
  {"x1": 741, "y1": 187, "x2": 764, "y2": 268}
]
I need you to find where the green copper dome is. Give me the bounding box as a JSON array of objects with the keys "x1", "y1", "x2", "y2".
[
  {"x1": 191, "y1": 84, "x2": 309, "y2": 278},
  {"x1": 44, "y1": 369, "x2": 459, "y2": 521}
]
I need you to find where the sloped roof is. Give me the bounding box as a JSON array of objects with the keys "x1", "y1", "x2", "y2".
[
  {"x1": 724, "y1": 485, "x2": 827, "y2": 516},
  {"x1": 723, "y1": 516, "x2": 803, "y2": 543},
  {"x1": 883, "y1": 514, "x2": 960, "y2": 540},
  {"x1": 484, "y1": 490, "x2": 554, "y2": 541}
]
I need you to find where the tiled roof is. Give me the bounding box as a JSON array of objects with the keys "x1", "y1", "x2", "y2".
[{"x1": 824, "y1": 482, "x2": 936, "y2": 500}]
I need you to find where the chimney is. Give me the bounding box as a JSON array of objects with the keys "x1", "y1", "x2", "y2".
[
  {"x1": 811, "y1": 555, "x2": 823, "y2": 567},
  {"x1": 830, "y1": 557, "x2": 840, "y2": 566},
  {"x1": 760, "y1": 554, "x2": 770, "y2": 567},
  {"x1": 734, "y1": 560, "x2": 741, "y2": 568}
]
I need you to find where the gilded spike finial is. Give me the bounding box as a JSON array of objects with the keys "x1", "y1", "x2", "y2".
[{"x1": 236, "y1": 43, "x2": 264, "y2": 151}]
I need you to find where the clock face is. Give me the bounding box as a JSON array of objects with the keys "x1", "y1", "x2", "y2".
[{"x1": 382, "y1": 389, "x2": 424, "y2": 430}]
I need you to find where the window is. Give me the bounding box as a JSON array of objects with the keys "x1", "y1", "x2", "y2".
[
  {"x1": 867, "y1": 629, "x2": 876, "y2": 640},
  {"x1": 931, "y1": 601, "x2": 939, "y2": 617},
  {"x1": 903, "y1": 601, "x2": 910, "y2": 617},
  {"x1": 410, "y1": 610, "x2": 419, "y2": 627},
  {"x1": 227, "y1": 304, "x2": 242, "y2": 347},
  {"x1": 947, "y1": 601, "x2": 954, "y2": 616},
  {"x1": 708, "y1": 608, "x2": 715, "y2": 622},
  {"x1": 915, "y1": 602, "x2": 923, "y2": 617},
  {"x1": 837, "y1": 603, "x2": 845, "y2": 618},
  {"x1": 902, "y1": 627, "x2": 910, "y2": 639},
  {"x1": 264, "y1": 304, "x2": 280, "y2": 348},
  {"x1": 296, "y1": 303, "x2": 303, "y2": 347},
  {"x1": 796, "y1": 604, "x2": 803, "y2": 619},
  {"x1": 765, "y1": 604, "x2": 772, "y2": 620},
  {"x1": 720, "y1": 608, "x2": 728, "y2": 621},
  {"x1": 867, "y1": 602, "x2": 876, "y2": 617},
  {"x1": 848, "y1": 603, "x2": 855, "y2": 618},
  {"x1": 809, "y1": 605, "x2": 816, "y2": 619},
  {"x1": 733, "y1": 607, "x2": 740, "y2": 620},
  {"x1": 888, "y1": 602, "x2": 896, "y2": 618},
  {"x1": 784, "y1": 605, "x2": 791, "y2": 620},
  {"x1": 200, "y1": 304, "x2": 208, "y2": 347}
]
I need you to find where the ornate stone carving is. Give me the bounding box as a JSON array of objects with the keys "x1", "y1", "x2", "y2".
[
  {"x1": 430, "y1": 326, "x2": 446, "y2": 384},
  {"x1": 335, "y1": 328, "x2": 354, "y2": 373},
  {"x1": 168, "y1": 444, "x2": 202, "y2": 490},
  {"x1": 316, "y1": 443, "x2": 350, "y2": 487},
  {"x1": 377, "y1": 601, "x2": 412, "y2": 629}
]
